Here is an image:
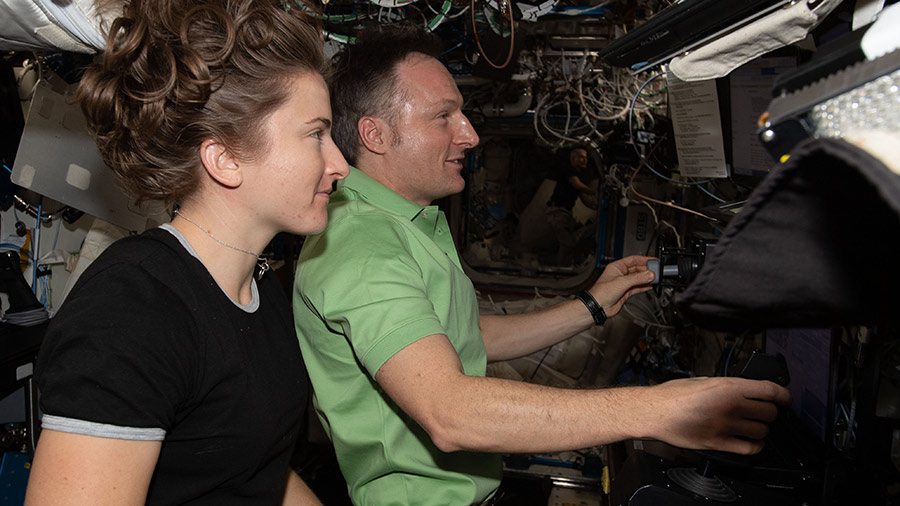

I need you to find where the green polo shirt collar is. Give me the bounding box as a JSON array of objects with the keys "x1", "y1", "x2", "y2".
[{"x1": 338, "y1": 167, "x2": 461, "y2": 269}]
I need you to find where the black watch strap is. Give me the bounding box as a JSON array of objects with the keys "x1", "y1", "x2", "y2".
[{"x1": 575, "y1": 290, "x2": 607, "y2": 326}]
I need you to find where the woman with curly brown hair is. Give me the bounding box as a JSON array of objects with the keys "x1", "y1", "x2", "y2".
[{"x1": 24, "y1": 0, "x2": 347, "y2": 504}]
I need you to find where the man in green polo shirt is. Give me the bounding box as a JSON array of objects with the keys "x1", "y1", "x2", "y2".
[{"x1": 293, "y1": 24, "x2": 791, "y2": 506}]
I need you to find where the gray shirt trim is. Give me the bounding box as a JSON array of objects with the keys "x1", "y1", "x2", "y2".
[
  {"x1": 40, "y1": 414, "x2": 166, "y2": 441},
  {"x1": 159, "y1": 223, "x2": 260, "y2": 312}
]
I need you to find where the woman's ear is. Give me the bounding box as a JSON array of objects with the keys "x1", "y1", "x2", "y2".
[{"x1": 199, "y1": 138, "x2": 243, "y2": 188}]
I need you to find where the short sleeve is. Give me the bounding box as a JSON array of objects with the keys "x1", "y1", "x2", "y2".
[
  {"x1": 297, "y1": 211, "x2": 448, "y2": 376},
  {"x1": 36, "y1": 261, "x2": 197, "y2": 434}
]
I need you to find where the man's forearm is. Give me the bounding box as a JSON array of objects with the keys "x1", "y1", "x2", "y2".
[
  {"x1": 480, "y1": 298, "x2": 596, "y2": 362},
  {"x1": 379, "y1": 333, "x2": 789, "y2": 458},
  {"x1": 418, "y1": 373, "x2": 785, "y2": 456},
  {"x1": 424, "y1": 374, "x2": 640, "y2": 454},
  {"x1": 481, "y1": 257, "x2": 656, "y2": 362}
]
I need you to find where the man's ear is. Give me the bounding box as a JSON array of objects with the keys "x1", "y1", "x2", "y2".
[
  {"x1": 199, "y1": 138, "x2": 242, "y2": 188},
  {"x1": 359, "y1": 116, "x2": 389, "y2": 155}
]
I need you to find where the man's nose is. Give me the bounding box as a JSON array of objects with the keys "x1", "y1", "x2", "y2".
[{"x1": 457, "y1": 114, "x2": 479, "y2": 148}]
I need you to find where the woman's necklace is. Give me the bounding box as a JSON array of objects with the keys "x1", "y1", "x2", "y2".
[{"x1": 173, "y1": 209, "x2": 270, "y2": 280}]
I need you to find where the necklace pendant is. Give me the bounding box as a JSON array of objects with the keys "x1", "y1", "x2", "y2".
[{"x1": 256, "y1": 257, "x2": 270, "y2": 280}]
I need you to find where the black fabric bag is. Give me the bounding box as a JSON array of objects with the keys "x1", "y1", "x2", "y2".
[{"x1": 677, "y1": 137, "x2": 900, "y2": 331}]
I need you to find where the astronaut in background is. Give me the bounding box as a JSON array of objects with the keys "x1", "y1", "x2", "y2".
[{"x1": 545, "y1": 147, "x2": 598, "y2": 266}]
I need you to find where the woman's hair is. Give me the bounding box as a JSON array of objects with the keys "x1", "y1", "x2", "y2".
[
  {"x1": 77, "y1": 0, "x2": 325, "y2": 204},
  {"x1": 328, "y1": 23, "x2": 442, "y2": 166}
]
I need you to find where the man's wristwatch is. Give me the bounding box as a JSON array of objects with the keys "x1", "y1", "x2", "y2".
[{"x1": 575, "y1": 290, "x2": 607, "y2": 326}]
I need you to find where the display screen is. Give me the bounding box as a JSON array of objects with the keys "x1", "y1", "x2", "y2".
[{"x1": 765, "y1": 328, "x2": 833, "y2": 442}]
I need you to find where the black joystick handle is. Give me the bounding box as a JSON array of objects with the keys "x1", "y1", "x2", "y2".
[
  {"x1": 670, "y1": 351, "x2": 792, "y2": 499},
  {"x1": 698, "y1": 350, "x2": 790, "y2": 463},
  {"x1": 738, "y1": 350, "x2": 790, "y2": 387}
]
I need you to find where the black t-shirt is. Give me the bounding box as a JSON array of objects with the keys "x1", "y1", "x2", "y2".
[
  {"x1": 548, "y1": 163, "x2": 592, "y2": 210},
  {"x1": 36, "y1": 227, "x2": 307, "y2": 505}
]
